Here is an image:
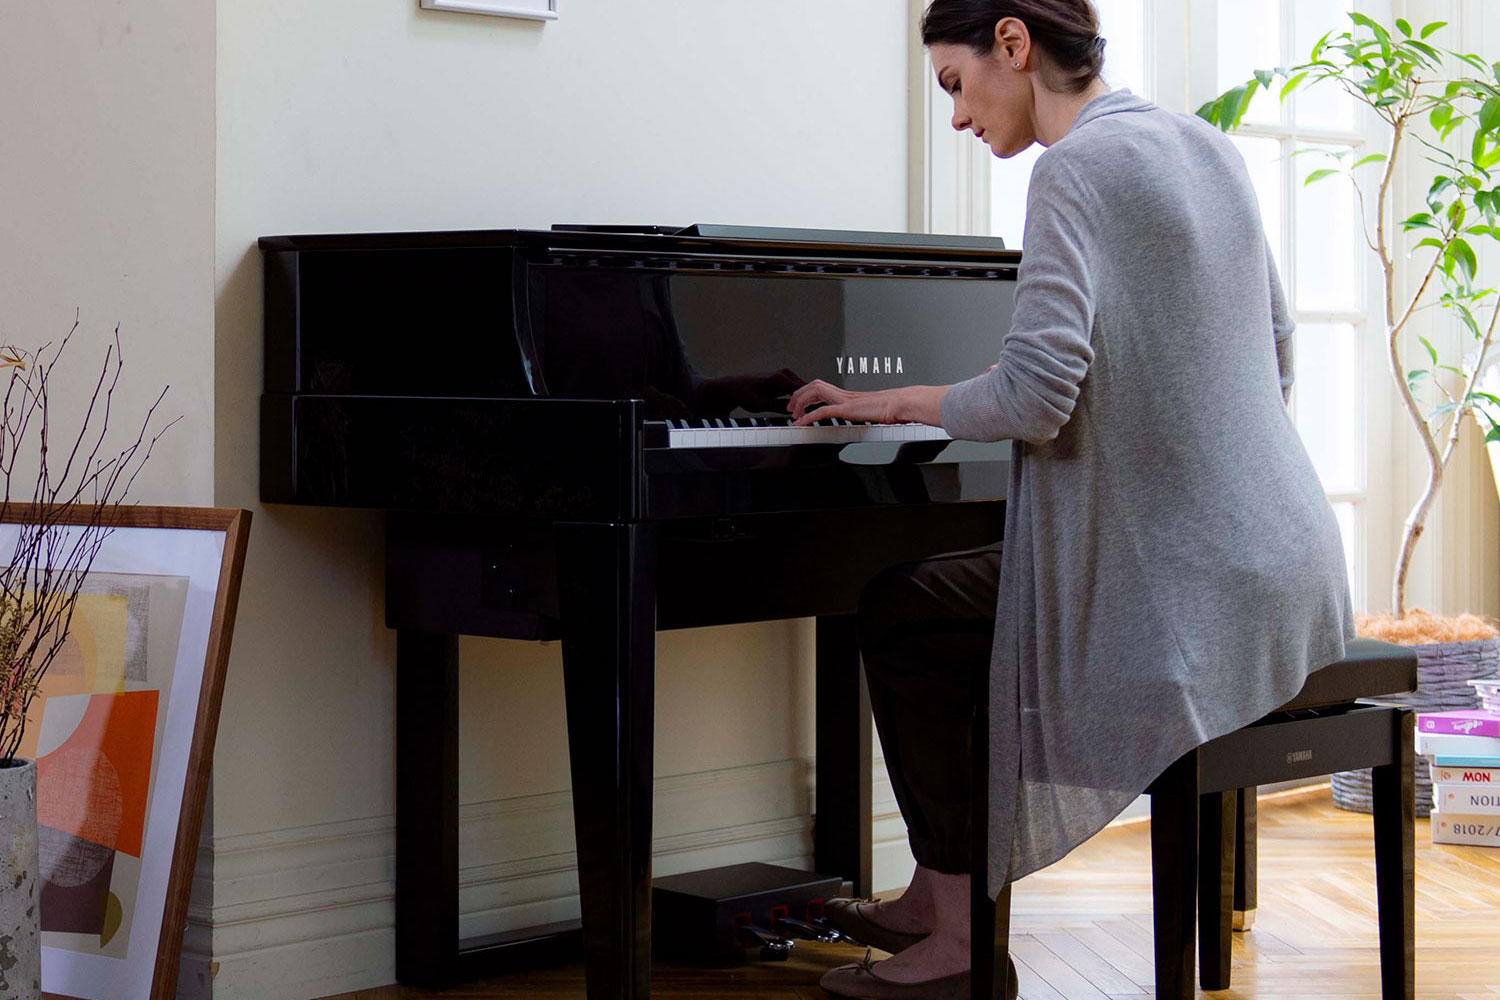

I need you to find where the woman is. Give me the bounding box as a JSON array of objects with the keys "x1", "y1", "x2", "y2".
[{"x1": 793, "y1": 2, "x2": 1354, "y2": 998}]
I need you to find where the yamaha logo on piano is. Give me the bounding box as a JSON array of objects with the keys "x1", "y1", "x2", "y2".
[{"x1": 836, "y1": 356, "x2": 904, "y2": 375}]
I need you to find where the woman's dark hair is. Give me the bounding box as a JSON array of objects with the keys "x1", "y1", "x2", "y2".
[{"x1": 921, "y1": 0, "x2": 1105, "y2": 94}]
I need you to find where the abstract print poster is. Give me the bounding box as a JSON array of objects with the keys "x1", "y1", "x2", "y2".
[
  {"x1": 0, "y1": 521, "x2": 231, "y2": 1000},
  {"x1": 15, "y1": 574, "x2": 188, "y2": 962}
]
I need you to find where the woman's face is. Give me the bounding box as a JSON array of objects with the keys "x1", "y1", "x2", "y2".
[{"x1": 930, "y1": 33, "x2": 1036, "y2": 158}]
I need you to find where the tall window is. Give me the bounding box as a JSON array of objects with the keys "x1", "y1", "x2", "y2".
[
  {"x1": 1210, "y1": 0, "x2": 1367, "y2": 610},
  {"x1": 969, "y1": 0, "x2": 1372, "y2": 608}
]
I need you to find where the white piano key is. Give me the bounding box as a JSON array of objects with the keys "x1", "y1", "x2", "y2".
[{"x1": 660, "y1": 421, "x2": 952, "y2": 449}]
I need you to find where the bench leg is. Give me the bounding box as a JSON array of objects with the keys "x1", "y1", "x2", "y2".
[
  {"x1": 1198, "y1": 790, "x2": 1235, "y2": 990},
  {"x1": 1371, "y1": 710, "x2": 1415, "y2": 1000},
  {"x1": 972, "y1": 882, "x2": 1015, "y2": 1000},
  {"x1": 1151, "y1": 753, "x2": 1197, "y2": 1000},
  {"x1": 969, "y1": 674, "x2": 1015, "y2": 1000},
  {"x1": 1233, "y1": 787, "x2": 1257, "y2": 931}
]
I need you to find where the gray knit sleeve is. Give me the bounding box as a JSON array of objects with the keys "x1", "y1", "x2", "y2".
[
  {"x1": 941, "y1": 152, "x2": 1096, "y2": 443},
  {"x1": 1267, "y1": 239, "x2": 1295, "y2": 403}
]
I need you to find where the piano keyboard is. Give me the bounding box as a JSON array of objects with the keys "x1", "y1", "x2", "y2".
[{"x1": 652, "y1": 417, "x2": 952, "y2": 449}]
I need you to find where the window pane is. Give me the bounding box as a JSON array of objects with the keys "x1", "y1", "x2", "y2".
[
  {"x1": 989, "y1": 144, "x2": 1044, "y2": 249},
  {"x1": 1294, "y1": 322, "x2": 1363, "y2": 493},
  {"x1": 1294, "y1": 0, "x2": 1356, "y2": 130},
  {"x1": 1230, "y1": 135, "x2": 1284, "y2": 274},
  {"x1": 1217, "y1": 0, "x2": 1281, "y2": 124},
  {"x1": 1294, "y1": 143, "x2": 1360, "y2": 311},
  {"x1": 1095, "y1": 0, "x2": 1146, "y2": 96},
  {"x1": 1331, "y1": 501, "x2": 1362, "y2": 609}
]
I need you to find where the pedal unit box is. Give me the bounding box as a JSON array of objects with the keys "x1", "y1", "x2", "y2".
[{"x1": 652, "y1": 862, "x2": 842, "y2": 961}]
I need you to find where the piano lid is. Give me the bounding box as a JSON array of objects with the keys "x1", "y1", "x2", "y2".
[
  {"x1": 261, "y1": 227, "x2": 1020, "y2": 417},
  {"x1": 553, "y1": 223, "x2": 1007, "y2": 254}
]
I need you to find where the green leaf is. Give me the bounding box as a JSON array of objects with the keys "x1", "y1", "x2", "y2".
[
  {"x1": 1404, "y1": 39, "x2": 1443, "y2": 64},
  {"x1": 1449, "y1": 199, "x2": 1469, "y2": 229},
  {"x1": 1482, "y1": 98, "x2": 1500, "y2": 134},
  {"x1": 1447, "y1": 81, "x2": 1463, "y2": 99},
  {"x1": 1486, "y1": 425, "x2": 1500, "y2": 442},
  {"x1": 1429, "y1": 175, "x2": 1455, "y2": 210},
  {"x1": 1352, "y1": 153, "x2": 1387, "y2": 169},
  {"x1": 1420, "y1": 336, "x2": 1440, "y2": 365},
  {"x1": 1460, "y1": 53, "x2": 1490, "y2": 74},
  {"x1": 1429, "y1": 401, "x2": 1460, "y2": 421},
  {"x1": 1254, "y1": 69, "x2": 1275, "y2": 87},
  {"x1": 1421, "y1": 20, "x2": 1449, "y2": 39},
  {"x1": 1452, "y1": 237, "x2": 1479, "y2": 282},
  {"x1": 1280, "y1": 72, "x2": 1309, "y2": 100},
  {"x1": 1304, "y1": 168, "x2": 1339, "y2": 186},
  {"x1": 1431, "y1": 104, "x2": 1454, "y2": 131},
  {"x1": 1409, "y1": 369, "x2": 1431, "y2": 386},
  {"x1": 1396, "y1": 17, "x2": 1412, "y2": 36},
  {"x1": 1455, "y1": 302, "x2": 1483, "y2": 338},
  {"x1": 1375, "y1": 95, "x2": 1401, "y2": 107},
  {"x1": 1402, "y1": 211, "x2": 1436, "y2": 230},
  {"x1": 1312, "y1": 29, "x2": 1333, "y2": 60},
  {"x1": 1414, "y1": 237, "x2": 1447, "y2": 251},
  {"x1": 1350, "y1": 11, "x2": 1392, "y2": 44}
]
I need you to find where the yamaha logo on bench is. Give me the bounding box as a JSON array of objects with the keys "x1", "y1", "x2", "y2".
[{"x1": 1286, "y1": 749, "x2": 1314, "y2": 764}]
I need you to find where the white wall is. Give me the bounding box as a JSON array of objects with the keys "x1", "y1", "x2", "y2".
[
  {"x1": 210, "y1": 2, "x2": 911, "y2": 996},
  {"x1": 0, "y1": 2, "x2": 215, "y2": 506}
]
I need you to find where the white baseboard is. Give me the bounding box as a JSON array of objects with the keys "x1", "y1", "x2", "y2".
[
  {"x1": 187, "y1": 752, "x2": 1236, "y2": 999},
  {"x1": 181, "y1": 758, "x2": 820, "y2": 1000}
]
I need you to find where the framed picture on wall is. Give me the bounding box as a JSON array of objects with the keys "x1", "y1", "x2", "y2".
[
  {"x1": 419, "y1": 0, "x2": 558, "y2": 20},
  {"x1": 14, "y1": 506, "x2": 251, "y2": 1000}
]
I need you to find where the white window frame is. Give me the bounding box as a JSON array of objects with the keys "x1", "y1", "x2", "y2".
[{"x1": 910, "y1": 0, "x2": 1391, "y2": 612}]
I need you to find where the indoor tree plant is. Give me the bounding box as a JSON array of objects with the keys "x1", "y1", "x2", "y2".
[
  {"x1": 0, "y1": 320, "x2": 167, "y2": 998},
  {"x1": 1200, "y1": 12, "x2": 1500, "y2": 813}
]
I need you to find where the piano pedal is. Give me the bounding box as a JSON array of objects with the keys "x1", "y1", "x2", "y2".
[
  {"x1": 737, "y1": 923, "x2": 794, "y2": 961},
  {"x1": 774, "y1": 915, "x2": 842, "y2": 943}
]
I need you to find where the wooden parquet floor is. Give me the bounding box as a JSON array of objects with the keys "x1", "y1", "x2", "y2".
[{"x1": 326, "y1": 786, "x2": 1500, "y2": 1000}]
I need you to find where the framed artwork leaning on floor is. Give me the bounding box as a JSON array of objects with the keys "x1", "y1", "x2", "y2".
[{"x1": 2, "y1": 506, "x2": 251, "y2": 1000}]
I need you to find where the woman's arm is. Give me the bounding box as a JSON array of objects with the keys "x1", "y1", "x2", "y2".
[{"x1": 941, "y1": 153, "x2": 1097, "y2": 443}]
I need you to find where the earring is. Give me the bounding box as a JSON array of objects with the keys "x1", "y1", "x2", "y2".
[{"x1": 1013, "y1": 61, "x2": 1021, "y2": 68}]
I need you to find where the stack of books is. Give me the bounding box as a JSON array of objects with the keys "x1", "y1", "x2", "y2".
[{"x1": 1417, "y1": 679, "x2": 1500, "y2": 847}]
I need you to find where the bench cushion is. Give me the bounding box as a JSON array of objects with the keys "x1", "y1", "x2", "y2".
[{"x1": 1275, "y1": 637, "x2": 1418, "y2": 712}]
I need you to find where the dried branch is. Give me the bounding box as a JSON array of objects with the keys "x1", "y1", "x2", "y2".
[{"x1": 0, "y1": 322, "x2": 170, "y2": 763}]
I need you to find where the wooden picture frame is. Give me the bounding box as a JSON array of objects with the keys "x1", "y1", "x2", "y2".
[
  {"x1": 419, "y1": 0, "x2": 559, "y2": 20},
  {"x1": 5, "y1": 506, "x2": 251, "y2": 1000}
]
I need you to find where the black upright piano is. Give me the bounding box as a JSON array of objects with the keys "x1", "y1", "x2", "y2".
[{"x1": 258, "y1": 225, "x2": 1020, "y2": 999}]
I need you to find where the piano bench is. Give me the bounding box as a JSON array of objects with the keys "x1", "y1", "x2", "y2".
[{"x1": 976, "y1": 637, "x2": 1419, "y2": 1000}]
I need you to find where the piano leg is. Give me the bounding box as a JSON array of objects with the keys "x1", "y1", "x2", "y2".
[
  {"x1": 394, "y1": 630, "x2": 461, "y2": 987},
  {"x1": 814, "y1": 614, "x2": 873, "y2": 898},
  {"x1": 558, "y1": 522, "x2": 657, "y2": 1000}
]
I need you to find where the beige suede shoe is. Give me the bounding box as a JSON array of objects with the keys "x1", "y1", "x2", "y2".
[
  {"x1": 818, "y1": 950, "x2": 1018, "y2": 1000},
  {"x1": 822, "y1": 898, "x2": 927, "y2": 955},
  {"x1": 818, "y1": 951, "x2": 970, "y2": 1000}
]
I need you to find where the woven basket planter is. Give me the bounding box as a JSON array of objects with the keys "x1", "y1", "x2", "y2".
[{"x1": 1331, "y1": 636, "x2": 1500, "y2": 816}]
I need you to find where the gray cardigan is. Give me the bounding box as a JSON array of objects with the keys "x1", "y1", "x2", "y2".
[{"x1": 941, "y1": 90, "x2": 1354, "y2": 894}]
